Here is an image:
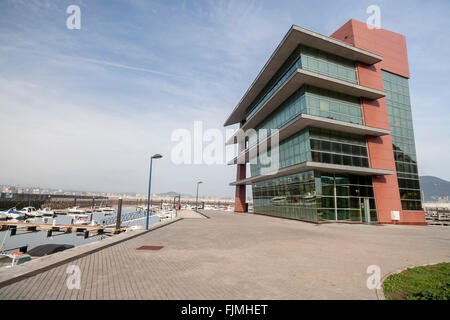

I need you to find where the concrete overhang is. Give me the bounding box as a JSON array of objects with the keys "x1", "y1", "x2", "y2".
[
  {"x1": 226, "y1": 69, "x2": 385, "y2": 132},
  {"x1": 226, "y1": 69, "x2": 386, "y2": 145},
  {"x1": 227, "y1": 114, "x2": 390, "y2": 165},
  {"x1": 227, "y1": 113, "x2": 389, "y2": 147},
  {"x1": 224, "y1": 25, "x2": 383, "y2": 127},
  {"x1": 229, "y1": 162, "x2": 394, "y2": 185}
]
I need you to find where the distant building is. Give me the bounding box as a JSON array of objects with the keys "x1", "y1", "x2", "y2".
[
  {"x1": 225, "y1": 20, "x2": 425, "y2": 225},
  {"x1": 1, "y1": 185, "x2": 17, "y2": 193}
]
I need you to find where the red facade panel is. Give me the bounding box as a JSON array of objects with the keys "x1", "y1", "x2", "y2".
[
  {"x1": 234, "y1": 164, "x2": 247, "y2": 212},
  {"x1": 235, "y1": 120, "x2": 247, "y2": 213},
  {"x1": 332, "y1": 19, "x2": 410, "y2": 79},
  {"x1": 331, "y1": 19, "x2": 425, "y2": 225}
]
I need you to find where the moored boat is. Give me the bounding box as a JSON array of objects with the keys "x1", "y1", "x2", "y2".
[
  {"x1": 68, "y1": 214, "x2": 89, "y2": 225},
  {"x1": 99, "y1": 206, "x2": 115, "y2": 213},
  {"x1": 0, "y1": 252, "x2": 32, "y2": 268},
  {"x1": 68, "y1": 206, "x2": 86, "y2": 214},
  {"x1": 2, "y1": 207, "x2": 26, "y2": 219},
  {"x1": 37, "y1": 207, "x2": 55, "y2": 216},
  {"x1": 28, "y1": 244, "x2": 74, "y2": 257},
  {"x1": 20, "y1": 206, "x2": 42, "y2": 217}
]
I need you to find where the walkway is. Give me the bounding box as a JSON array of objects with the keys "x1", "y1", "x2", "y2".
[{"x1": 0, "y1": 210, "x2": 449, "y2": 299}]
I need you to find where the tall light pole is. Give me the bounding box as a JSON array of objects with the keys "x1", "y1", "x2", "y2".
[
  {"x1": 196, "y1": 181, "x2": 203, "y2": 212},
  {"x1": 146, "y1": 154, "x2": 162, "y2": 230}
]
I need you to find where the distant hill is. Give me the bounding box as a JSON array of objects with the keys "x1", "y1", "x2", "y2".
[{"x1": 420, "y1": 176, "x2": 450, "y2": 202}]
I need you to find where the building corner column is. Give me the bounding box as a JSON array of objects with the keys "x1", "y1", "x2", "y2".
[{"x1": 235, "y1": 120, "x2": 247, "y2": 212}]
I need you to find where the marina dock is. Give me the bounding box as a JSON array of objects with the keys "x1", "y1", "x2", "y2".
[{"x1": 0, "y1": 221, "x2": 126, "y2": 239}]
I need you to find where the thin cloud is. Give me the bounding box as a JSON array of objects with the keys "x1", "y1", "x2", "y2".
[{"x1": 77, "y1": 57, "x2": 189, "y2": 78}]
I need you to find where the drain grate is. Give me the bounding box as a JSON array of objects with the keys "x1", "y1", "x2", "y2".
[{"x1": 136, "y1": 246, "x2": 164, "y2": 251}]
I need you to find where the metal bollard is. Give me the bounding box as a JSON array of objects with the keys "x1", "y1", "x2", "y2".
[{"x1": 115, "y1": 197, "x2": 123, "y2": 234}]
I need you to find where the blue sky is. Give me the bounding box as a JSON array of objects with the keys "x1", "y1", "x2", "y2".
[{"x1": 0, "y1": 0, "x2": 449, "y2": 197}]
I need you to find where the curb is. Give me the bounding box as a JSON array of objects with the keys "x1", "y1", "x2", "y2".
[{"x1": 375, "y1": 260, "x2": 450, "y2": 300}]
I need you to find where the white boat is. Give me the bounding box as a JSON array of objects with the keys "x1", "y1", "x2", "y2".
[
  {"x1": 157, "y1": 209, "x2": 175, "y2": 220},
  {"x1": 3, "y1": 207, "x2": 26, "y2": 219},
  {"x1": 0, "y1": 252, "x2": 32, "y2": 268},
  {"x1": 99, "y1": 206, "x2": 115, "y2": 213},
  {"x1": 68, "y1": 206, "x2": 86, "y2": 214},
  {"x1": 37, "y1": 207, "x2": 55, "y2": 216},
  {"x1": 21, "y1": 206, "x2": 42, "y2": 217},
  {"x1": 0, "y1": 211, "x2": 7, "y2": 220},
  {"x1": 69, "y1": 214, "x2": 89, "y2": 225}
]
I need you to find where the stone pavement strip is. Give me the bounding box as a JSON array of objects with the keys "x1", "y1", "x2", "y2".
[{"x1": 0, "y1": 210, "x2": 449, "y2": 300}]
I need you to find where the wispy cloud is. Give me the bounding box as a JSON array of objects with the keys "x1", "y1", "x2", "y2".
[{"x1": 77, "y1": 57, "x2": 189, "y2": 78}]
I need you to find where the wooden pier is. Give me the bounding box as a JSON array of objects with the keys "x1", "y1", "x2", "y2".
[{"x1": 0, "y1": 221, "x2": 127, "y2": 238}]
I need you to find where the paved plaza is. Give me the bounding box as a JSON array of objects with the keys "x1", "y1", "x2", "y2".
[{"x1": 0, "y1": 210, "x2": 449, "y2": 299}]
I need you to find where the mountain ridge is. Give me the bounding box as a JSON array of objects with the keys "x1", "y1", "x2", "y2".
[{"x1": 420, "y1": 175, "x2": 450, "y2": 202}]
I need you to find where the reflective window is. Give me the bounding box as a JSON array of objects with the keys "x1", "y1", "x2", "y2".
[
  {"x1": 248, "y1": 85, "x2": 364, "y2": 148},
  {"x1": 245, "y1": 45, "x2": 358, "y2": 122},
  {"x1": 382, "y1": 71, "x2": 423, "y2": 211},
  {"x1": 301, "y1": 46, "x2": 358, "y2": 84},
  {"x1": 252, "y1": 171, "x2": 377, "y2": 222},
  {"x1": 252, "y1": 171, "x2": 318, "y2": 222},
  {"x1": 250, "y1": 128, "x2": 369, "y2": 177},
  {"x1": 309, "y1": 128, "x2": 369, "y2": 168}
]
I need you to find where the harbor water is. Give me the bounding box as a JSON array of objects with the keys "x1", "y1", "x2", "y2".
[{"x1": 0, "y1": 207, "x2": 161, "y2": 253}]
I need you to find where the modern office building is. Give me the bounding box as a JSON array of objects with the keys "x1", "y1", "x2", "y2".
[{"x1": 224, "y1": 19, "x2": 425, "y2": 225}]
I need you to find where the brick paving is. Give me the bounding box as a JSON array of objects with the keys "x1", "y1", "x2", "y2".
[{"x1": 0, "y1": 210, "x2": 449, "y2": 300}]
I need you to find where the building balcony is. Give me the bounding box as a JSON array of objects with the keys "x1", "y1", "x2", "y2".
[
  {"x1": 230, "y1": 162, "x2": 394, "y2": 186},
  {"x1": 226, "y1": 68, "x2": 385, "y2": 144},
  {"x1": 227, "y1": 113, "x2": 390, "y2": 165}
]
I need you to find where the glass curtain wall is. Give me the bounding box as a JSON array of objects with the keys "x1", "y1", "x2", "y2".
[
  {"x1": 315, "y1": 172, "x2": 377, "y2": 222},
  {"x1": 248, "y1": 85, "x2": 363, "y2": 148},
  {"x1": 252, "y1": 171, "x2": 377, "y2": 222},
  {"x1": 301, "y1": 46, "x2": 358, "y2": 84},
  {"x1": 250, "y1": 128, "x2": 370, "y2": 177},
  {"x1": 382, "y1": 71, "x2": 422, "y2": 211},
  {"x1": 252, "y1": 171, "x2": 318, "y2": 222},
  {"x1": 309, "y1": 128, "x2": 369, "y2": 168},
  {"x1": 245, "y1": 45, "x2": 358, "y2": 122}
]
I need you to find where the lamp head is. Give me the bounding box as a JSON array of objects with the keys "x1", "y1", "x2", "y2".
[{"x1": 151, "y1": 154, "x2": 163, "y2": 159}]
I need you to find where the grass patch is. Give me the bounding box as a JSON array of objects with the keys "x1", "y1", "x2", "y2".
[{"x1": 383, "y1": 262, "x2": 450, "y2": 300}]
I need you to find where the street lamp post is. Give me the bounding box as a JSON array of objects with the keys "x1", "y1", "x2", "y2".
[
  {"x1": 146, "y1": 154, "x2": 162, "y2": 230},
  {"x1": 195, "y1": 181, "x2": 203, "y2": 212}
]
